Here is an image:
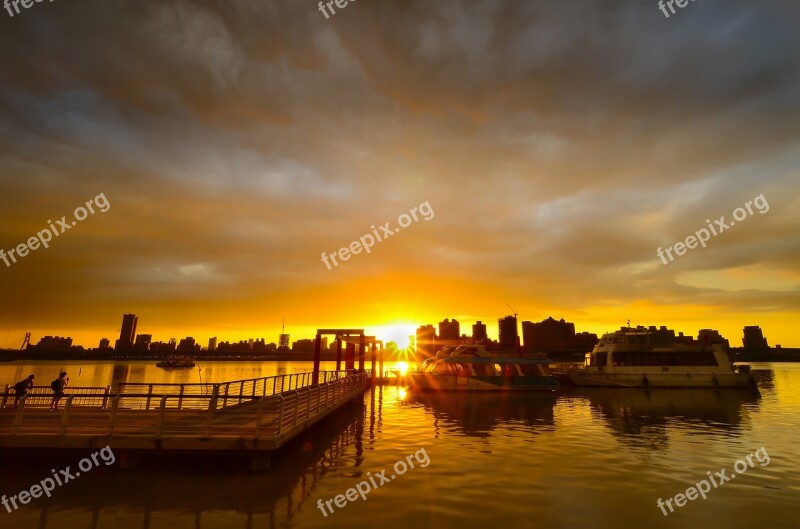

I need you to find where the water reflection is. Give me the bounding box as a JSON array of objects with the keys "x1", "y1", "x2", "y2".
[
  {"x1": 407, "y1": 390, "x2": 557, "y2": 437},
  {"x1": 1, "y1": 398, "x2": 369, "y2": 529},
  {"x1": 563, "y1": 387, "x2": 761, "y2": 449}
]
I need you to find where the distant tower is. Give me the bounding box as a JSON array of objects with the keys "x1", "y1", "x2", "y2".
[
  {"x1": 116, "y1": 314, "x2": 138, "y2": 351},
  {"x1": 208, "y1": 337, "x2": 217, "y2": 351},
  {"x1": 279, "y1": 317, "x2": 290, "y2": 349},
  {"x1": 472, "y1": 321, "x2": 488, "y2": 342}
]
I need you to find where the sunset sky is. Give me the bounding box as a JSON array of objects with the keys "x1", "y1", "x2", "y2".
[{"x1": 0, "y1": 0, "x2": 798, "y2": 349}]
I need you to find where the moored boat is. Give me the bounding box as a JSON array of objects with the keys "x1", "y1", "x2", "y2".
[
  {"x1": 557, "y1": 327, "x2": 755, "y2": 388},
  {"x1": 408, "y1": 345, "x2": 560, "y2": 391},
  {"x1": 156, "y1": 355, "x2": 196, "y2": 369}
]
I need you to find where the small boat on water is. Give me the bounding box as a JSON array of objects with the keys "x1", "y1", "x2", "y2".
[
  {"x1": 556, "y1": 327, "x2": 756, "y2": 388},
  {"x1": 408, "y1": 345, "x2": 560, "y2": 392},
  {"x1": 156, "y1": 355, "x2": 196, "y2": 369}
]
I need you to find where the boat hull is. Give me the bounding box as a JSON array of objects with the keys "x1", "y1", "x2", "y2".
[
  {"x1": 562, "y1": 371, "x2": 755, "y2": 388},
  {"x1": 409, "y1": 374, "x2": 560, "y2": 392}
]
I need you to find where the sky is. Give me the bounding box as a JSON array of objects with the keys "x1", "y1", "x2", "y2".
[{"x1": 0, "y1": 0, "x2": 799, "y2": 350}]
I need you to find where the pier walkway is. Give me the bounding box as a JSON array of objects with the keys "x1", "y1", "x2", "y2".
[{"x1": 0, "y1": 371, "x2": 369, "y2": 470}]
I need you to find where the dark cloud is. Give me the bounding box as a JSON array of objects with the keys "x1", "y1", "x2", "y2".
[{"x1": 0, "y1": 0, "x2": 798, "y2": 344}]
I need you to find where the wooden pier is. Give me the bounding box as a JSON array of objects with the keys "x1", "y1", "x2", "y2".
[{"x1": 0, "y1": 371, "x2": 369, "y2": 470}]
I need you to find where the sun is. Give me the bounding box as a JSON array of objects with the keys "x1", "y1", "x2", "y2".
[
  {"x1": 372, "y1": 324, "x2": 416, "y2": 350},
  {"x1": 395, "y1": 361, "x2": 410, "y2": 376}
]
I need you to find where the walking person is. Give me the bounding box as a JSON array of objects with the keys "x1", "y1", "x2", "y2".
[
  {"x1": 50, "y1": 371, "x2": 68, "y2": 411},
  {"x1": 12, "y1": 374, "x2": 35, "y2": 408}
]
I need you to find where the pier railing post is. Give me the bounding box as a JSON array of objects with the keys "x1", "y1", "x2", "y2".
[
  {"x1": 101, "y1": 386, "x2": 111, "y2": 410},
  {"x1": 1, "y1": 384, "x2": 9, "y2": 409},
  {"x1": 272, "y1": 376, "x2": 277, "y2": 396},
  {"x1": 254, "y1": 396, "x2": 265, "y2": 440},
  {"x1": 277, "y1": 396, "x2": 286, "y2": 435},
  {"x1": 178, "y1": 386, "x2": 184, "y2": 411},
  {"x1": 108, "y1": 395, "x2": 121, "y2": 435},
  {"x1": 146, "y1": 384, "x2": 153, "y2": 411},
  {"x1": 60, "y1": 396, "x2": 75, "y2": 435},
  {"x1": 157, "y1": 396, "x2": 168, "y2": 437},
  {"x1": 239, "y1": 381, "x2": 245, "y2": 405},
  {"x1": 12, "y1": 396, "x2": 27, "y2": 434},
  {"x1": 206, "y1": 391, "x2": 218, "y2": 437}
]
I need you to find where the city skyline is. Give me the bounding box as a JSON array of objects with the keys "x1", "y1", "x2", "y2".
[{"x1": 6, "y1": 312, "x2": 787, "y2": 353}]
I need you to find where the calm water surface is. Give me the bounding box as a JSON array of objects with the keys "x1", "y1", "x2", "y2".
[{"x1": 1, "y1": 361, "x2": 798, "y2": 529}]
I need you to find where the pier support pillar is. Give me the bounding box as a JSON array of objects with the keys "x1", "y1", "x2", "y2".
[
  {"x1": 336, "y1": 337, "x2": 342, "y2": 372},
  {"x1": 345, "y1": 343, "x2": 355, "y2": 371},
  {"x1": 358, "y1": 335, "x2": 366, "y2": 373},
  {"x1": 379, "y1": 345, "x2": 384, "y2": 380},
  {"x1": 371, "y1": 343, "x2": 377, "y2": 383},
  {"x1": 312, "y1": 333, "x2": 322, "y2": 386}
]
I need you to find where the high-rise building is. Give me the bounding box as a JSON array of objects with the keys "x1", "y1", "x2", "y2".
[
  {"x1": 208, "y1": 337, "x2": 217, "y2": 351},
  {"x1": 743, "y1": 326, "x2": 769, "y2": 350},
  {"x1": 416, "y1": 324, "x2": 437, "y2": 358},
  {"x1": 521, "y1": 317, "x2": 598, "y2": 351},
  {"x1": 115, "y1": 314, "x2": 138, "y2": 351},
  {"x1": 278, "y1": 334, "x2": 290, "y2": 349},
  {"x1": 438, "y1": 319, "x2": 460, "y2": 341},
  {"x1": 134, "y1": 334, "x2": 152, "y2": 351},
  {"x1": 472, "y1": 321, "x2": 488, "y2": 342},
  {"x1": 498, "y1": 315, "x2": 519, "y2": 351}
]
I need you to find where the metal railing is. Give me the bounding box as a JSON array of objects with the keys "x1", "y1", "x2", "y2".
[
  {"x1": 0, "y1": 385, "x2": 111, "y2": 409},
  {"x1": 0, "y1": 372, "x2": 369, "y2": 440},
  {"x1": 116, "y1": 371, "x2": 352, "y2": 410}
]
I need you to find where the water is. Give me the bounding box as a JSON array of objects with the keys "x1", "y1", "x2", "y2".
[{"x1": 1, "y1": 362, "x2": 798, "y2": 529}]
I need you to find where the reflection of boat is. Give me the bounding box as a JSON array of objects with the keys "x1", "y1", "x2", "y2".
[
  {"x1": 408, "y1": 390, "x2": 557, "y2": 436},
  {"x1": 156, "y1": 355, "x2": 196, "y2": 368},
  {"x1": 558, "y1": 327, "x2": 755, "y2": 388},
  {"x1": 408, "y1": 345, "x2": 560, "y2": 391},
  {"x1": 564, "y1": 386, "x2": 760, "y2": 449}
]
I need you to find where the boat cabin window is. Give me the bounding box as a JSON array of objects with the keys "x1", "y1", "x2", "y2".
[
  {"x1": 453, "y1": 363, "x2": 471, "y2": 377},
  {"x1": 611, "y1": 351, "x2": 718, "y2": 367},
  {"x1": 431, "y1": 363, "x2": 453, "y2": 375},
  {"x1": 590, "y1": 353, "x2": 608, "y2": 366},
  {"x1": 519, "y1": 364, "x2": 544, "y2": 376},
  {"x1": 471, "y1": 363, "x2": 494, "y2": 376}
]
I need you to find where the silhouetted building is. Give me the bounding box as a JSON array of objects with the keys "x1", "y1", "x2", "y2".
[
  {"x1": 98, "y1": 338, "x2": 111, "y2": 349},
  {"x1": 647, "y1": 325, "x2": 676, "y2": 347},
  {"x1": 115, "y1": 314, "x2": 138, "y2": 351},
  {"x1": 698, "y1": 329, "x2": 729, "y2": 349},
  {"x1": 208, "y1": 337, "x2": 217, "y2": 351},
  {"x1": 150, "y1": 340, "x2": 177, "y2": 353},
  {"x1": 498, "y1": 315, "x2": 519, "y2": 351},
  {"x1": 438, "y1": 319, "x2": 460, "y2": 341},
  {"x1": 292, "y1": 339, "x2": 315, "y2": 353},
  {"x1": 278, "y1": 333, "x2": 290, "y2": 349},
  {"x1": 132, "y1": 334, "x2": 151, "y2": 352},
  {"x1": 522, "y1": 317, "x2": 598, "y2": 351},
  {"x1": 416, "y1": 325, "x2": 437, "y2": 357},
  {"x1": 177, "y1": 337, "x2": 201, "y2": 353},
  {"x1": 472, "y1": 321, "x2": 488, "y2": 342},
  {"x1": 28, "y1": 336, "x2": 73, "y2": 353},
  {"x1": 743, "y1": 326, "x2": 769, "y2": 350}
]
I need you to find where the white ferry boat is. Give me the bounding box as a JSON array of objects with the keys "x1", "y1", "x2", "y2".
[
  {"x1": 559, "y1": 328, "x2": 755, "y2": 388},
  {"x1": 408, "y1": 345, "x2": 560, "y2": 392}
]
